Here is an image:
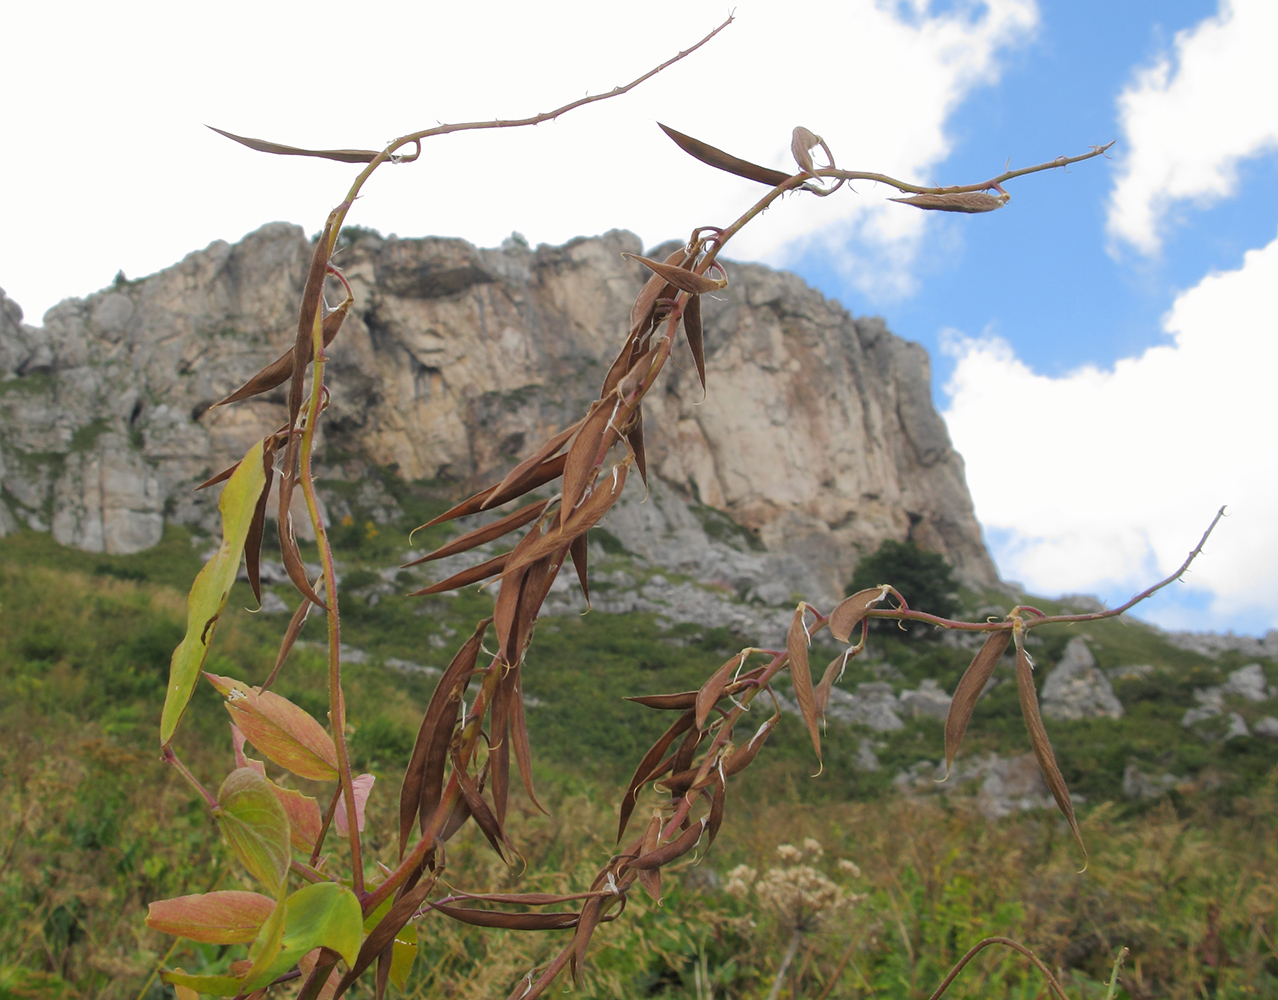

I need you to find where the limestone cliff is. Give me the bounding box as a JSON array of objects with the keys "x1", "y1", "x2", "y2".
[{"x1": 0, "y1": 223, "x2": 999, "y2": 606}]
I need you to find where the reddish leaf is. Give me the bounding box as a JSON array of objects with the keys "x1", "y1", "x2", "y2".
[
  {"x1": 206, "y1": 673, "x2": 339, "y2": 781},
  {"x1": 619, "y1": 710, "x2": 695, "y2": 842},
  {"x1": 146, "y1": 891, "x2": 276, "y2": 944},
  {"x1": 408, "y1": 551, "x2": 511, "y2": 597},
  {"x1": 695, "y1": 652, "x2": 745, "y2": 731},
  {"x1": 334, "y1": 773, "x2": 375, "y2": 836},
  {"x1": 629, "y1": 817, "x2": 708, "y2": 870},
  {"x1": 418, "y1": 455, "x2": 569, "y2": 530}
]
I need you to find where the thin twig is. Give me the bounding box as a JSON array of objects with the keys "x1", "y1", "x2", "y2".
[{"x1": 926, "y1": 937, "x2": 1070, "y2": 1000}]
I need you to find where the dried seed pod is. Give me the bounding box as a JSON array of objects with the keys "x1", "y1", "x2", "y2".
[
  {"x1": 943, "y1": 629, "x2": 1011, "y2": 775},
  {"x1": 829, "y1": 586, "x2": 891, "y2": 642},
  {"x1": 209, "y1": 125, "x2": 381, "y2": 163},
  {"x1": 636, "y1": 814, "x2": 664, "y2": 903},
  {"x1": 507, "y1": 663, "x2": 546, "y2": 814},
  {"x1": 659, "y1": 123, "x2": 791, "y2": 187},
  {"x1": 622, "y1": 253, "x2": 727, "y2": 294},
  {"x1": 422, "y1": 452, "x2": 570, "y2": 529},
  {"x1": 683, "y1": 292, "x2": 706, "y2": 394},
  {"x1": 408, "y1": 551, "x2": 511, "y2": 597},
  {"x1": 398, "y1": 618, "x2": 491, "y2": 856},
  {"x1": 243, "y1": 437, "x2": 277, "y2": 605},
  {"x1": 626, "y1": 691, "x2": 699, "y2": 711},
  {"x1": 889, "y1": 191, "x2": 1010, "y2": 213},
  {"x1": 431, "y1": 903, "x2": 580, "y2": 931},
  {"x1": 695, "y1": 652, "x2": 747, "y2": 731},
  {"x1": 791, "y1": 126, "x2": 822, "y2": 174},
  {"x1": 402, "y1": 499, "x2": 549, "y2": 568},
  {"x1": 1014, "y1": 628, "x2": 1086, "y2": 859},
  {"x1": 787, "y1": 605, "x2": 822, "y2": 766},
  {"x1": 628, "y1": 817, "x2": 708, "y2": 871},
  {"x1": 619, "y1": 710, "x2": 696, "y2": 841}
]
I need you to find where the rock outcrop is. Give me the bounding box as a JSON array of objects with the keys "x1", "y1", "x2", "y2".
[
  {"x1": 1041, "y1": 637, "x2": 1124, "y2": 721},
  {"x1": 0, "y1": 223, "x2": 999, "y2": 605}
]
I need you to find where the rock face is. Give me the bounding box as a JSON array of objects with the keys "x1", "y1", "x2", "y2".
[
  {"x1": 1041, "y1": 637, "x2": 1124, "y2": 721},
  {"x1": 0, "y1": 224, "x2": 999, "y2": 603}
]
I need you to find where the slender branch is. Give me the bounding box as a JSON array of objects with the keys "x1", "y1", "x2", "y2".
[
  {"x1": 820, "y1": 141, "x2": 1115, "y2": 196},
  {"x1": 926, "y1": 936, "x2": 1069, "y2": 1000},
  {"x1": 162, "y1": 746, "x2": 218, "y2": 812}
]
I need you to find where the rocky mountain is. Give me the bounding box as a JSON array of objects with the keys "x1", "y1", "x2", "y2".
[{"x1": 0, "y1": 223, "x2": 999, "y2": 608}]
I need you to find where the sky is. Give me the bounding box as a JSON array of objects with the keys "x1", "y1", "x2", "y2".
[{"x1": 3, "y1": 0, "x2": 1275, "y2": 635}]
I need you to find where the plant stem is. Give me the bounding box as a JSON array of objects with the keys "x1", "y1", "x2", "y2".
[{"x1": 767, "y1": 930, "x2": 803, "y2": 1000}]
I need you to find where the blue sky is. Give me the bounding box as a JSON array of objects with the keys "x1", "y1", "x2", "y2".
[{"x1": 3, "y1": 0, "x2": 1275, "y2": 634}]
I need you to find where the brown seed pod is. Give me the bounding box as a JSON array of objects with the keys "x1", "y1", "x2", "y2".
[
  {"x1": 1014, "y1": 628, "x2": 1086, "y2": 860},
  {"x1": 943, "y1": 629, "x2": 1012, "y2": 775},
  {"x1": 889, "y1": 191, "x2": 1010, "y2": 213},
  {"x1": 787, "y1": 605, "x2": 822, "y2": 766},
  {"x1": 829, "y1": 586, "x2": 891, "y2": 643},
  {"x1": 621, "y1": 253, "x2": 728, "y2": 294},
  {"x1": 658, "y1": 123, "x2": 792, "y2": 187}
]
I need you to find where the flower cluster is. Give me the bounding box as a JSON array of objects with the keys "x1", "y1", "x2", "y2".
[{"x1": 725, "y1": 839, "x2": 861, "y2": 933}]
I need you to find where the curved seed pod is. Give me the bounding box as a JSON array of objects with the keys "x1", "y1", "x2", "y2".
[
  {"x1": 568, "y1": 533, "x2": 590, "y2": 607},
  {"x1": 814, "y1": 652, "x2": 846, "y2": 718},
  {"x1": 628, "y1": 246, "x2": 688, "y2": 334},
  {"x1": 625, "y1": 407, "x2": 647, "y2": 486},
  {"x1": 658, "y1": 123, "x2": 791, "y2": 187},
  {"x1": 889, "y1": 191, "x2": 1009, "y2": 213},
  {"x1": 500, "y1": 462, "x2": 630, "y2": 581},
  {"x1": 421, "y1": 452, "x2": 570, "y2": 529},
  {"x1": 455, "y1": 764, "x2": 509, "y2": 863},
  {"x1": 943, "y1": 629, "x2": 1012, "y2": 775},
  {"x1": 668, "y1": 721, "x2": 705, "y2": 779},
  {"x1": 277, "y1": 496, "x2": 327, "y2": 611},
  {"x1": 243, "y1": 438, "x2": 277, "y2": 605},
  {"x1": 431, "y1": 903, "x2": 580, "y2": 931},
  {"x1": 695, "y1": 652, "x2": 746, "y2": 731},
  {"x1": 398, "y1": 619, "x2": 491, "y2": 856},
  {"x1": 562, "y1": 401, "x2": 616, "y2": 518},
  {"x1": 1015, "y1": 629, "x2": 1086, "y2": 860},
  {"x1": 625, "y1": 691, "x2": 699, "y2": 711},
  {"x1": 508, "y1": 664, "x2": 547, "y2": 815},
  {"x1": 194, "y1": 461, "x2": 240, "y2": 492},
  {"x1": 618, "y1": 710, "x2": 695, "y2": 842},
  {"x1": 403, "y1": 499, "x2": 550, "y2": 568},
  {"x1": 787, "y1": 606, "x2": 821, "y2": 766},
  {"x1": 480, "y1": 420, "x2": 584, "y2": 514},
  {"x1": 450, "y1": 890, "x2": 609, "y2": 906},
  {"x1": 408, "y1": 552, "x2": 511, "y2": 597},
  {"x1": 628, "y1": 817, "x2": 708, "y2": 871},
  {"x1": 622, "y1": 253, "x2": 727, "y2": 294},
  {"x1": 336, "y1": 870, "x2": 439, "y2": 994},
  {"x1": 791, "y1": 126, "x2": 822, "y2": 174},
  {"x1": 683, "y1": 292, "x2": 706, "y2": 393},
  {"x1": 208, "y1": 126, "x2": 380, "y2": 163},
  {"x1": 829, "y1": 586, "x2": 891, "y2": 643},
  {"x1": 490, "y1": 668, "x2": 514, "y2": 829},
  {"x1": 706, "y1": 777, "x2": 727, "y2": 847},
  {"x1": 722, "y1": 712, "x2": 778, "y2": 778},
  {"x1": 213, "y1": 297, "x2": 351, "y2": 409},
  {"x1": 636, "y1": 814, "x2": 664, "y2": 903},
  {"x1": 570, "y1": 897, "x2": 607, "y2": 982}
]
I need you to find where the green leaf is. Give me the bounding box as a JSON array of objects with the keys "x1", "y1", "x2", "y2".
[
  {"x1": 239, "y1": 890, "x2": 288, "y2": 992},
  {"x1": 207, "y1": 673, "x2": 339, "y2": 780},
  {"x1": 161, "y1": 439, "x2": 267, "y2": 746},
  {"x1": 145, "y1": 890, "x2": 276, "y2": 944},
  {"x1": 216, "y1": 767, "x2": 291, "y2": 892},
  {"x1": 160, "y1": 972, "x2": 243, "y2": 997},
  {"x1": 241, "y1": 882, "x2": 364, "y2": 991}
]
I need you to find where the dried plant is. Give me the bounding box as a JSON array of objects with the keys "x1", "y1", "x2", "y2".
[{"x1": 135, "y1": 14, "x2": 1220, "y2": 1000}]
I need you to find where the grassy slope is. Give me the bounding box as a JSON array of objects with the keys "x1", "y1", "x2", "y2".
[{"x1": 2, "y1": 504, "x2": 1276, "y2": 999}]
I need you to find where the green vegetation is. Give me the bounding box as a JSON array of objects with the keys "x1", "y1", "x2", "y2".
[
  {"x1": 848, "y1": 540, "x2": 958, "y2": 634},
  {"x1": 2, "y1": 519, "x2": 1276, "y2": 998}
]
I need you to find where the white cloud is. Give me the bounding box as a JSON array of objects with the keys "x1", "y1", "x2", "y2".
[
  {"x1": 1108, "y1": 0, "x2": 1278, "y2": 254},
  {"x1": 943, "y1": 230, "x2": 1278, "y2": 633},
  {"x1": 0, "y1": 0, "x2": 1035, "y2": 322}
]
